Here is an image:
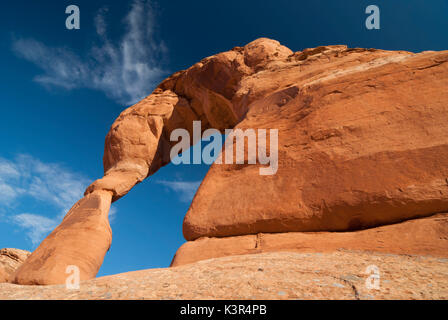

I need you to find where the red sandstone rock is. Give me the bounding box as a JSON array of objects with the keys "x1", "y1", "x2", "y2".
[
  {"x1": 15, "y1": 38, "x2": 448, "y2": 285},
  {"x1": 182, "y1": 45, "x2": 448, "y2": 240},
  {"x1": 172, "y1": 213, "x2": 448, "y2": 267},
  {"x1": 89, "y1": 39, "x2": 448, "y2": 241}
]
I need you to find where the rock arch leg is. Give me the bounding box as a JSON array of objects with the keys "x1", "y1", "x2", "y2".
[
  {"x1": 13, "y1": 91, "x2": 178, "y2": 285},
  {"x1": 12, "y1": 190, "x2": 113, "y2": 285}
]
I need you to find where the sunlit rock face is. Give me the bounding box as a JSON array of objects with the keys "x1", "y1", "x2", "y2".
[
  {"x1": 13, "y1": 38, "x2": 448, "y2": 285},
  {"x1": 182, "y1": 41, "x2": 448, "y2": 241}
]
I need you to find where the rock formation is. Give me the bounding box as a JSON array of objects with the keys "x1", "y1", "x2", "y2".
[
  {"x1": 172, "y1": 214, "x2": 448, "y2": 267},
  {"x1": 0, "y1": 248, "x2": 30, "y2": 283},
  {"x1": 13, "y1": 38, "x2": 448, "y2": 285},
  {"x1": 12, "y1": 191, "x2": 112, "y2": 285}
]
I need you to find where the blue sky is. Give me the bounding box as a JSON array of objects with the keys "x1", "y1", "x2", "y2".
[{"x1": 0, "y1": 0, "x2": 447, "y2": 276}]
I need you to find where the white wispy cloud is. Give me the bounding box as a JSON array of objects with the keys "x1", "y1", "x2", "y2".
[
  {"x1": 12, "y1": 0, "x2": 168, "y2": 105},
  {"x1": 0, "y1": 161, "x2": 21, "y2": 179},
  {"x1": 0, "y1": 158, "x2": 26, "y2": 205},
  {"x1": 13, "y1": 154, "x2": 89, "y2": 211},
  {"x1": 10, "y1": 213, "x2": 58, "y2": 246},
  {"x1": 156, "y1": 180, "x2": 201, "y2": 203},
  {"x1": 109, "y1": 206, "x2": 118, "y2": 223},
  {"x1": 0, "y1": 155, "x2": 89, "y2": 245},
  {"x1": 0, "y1": 182, "x2": 24, "y2": 205},
  {"x1": 0, "y1": 154, "x2": 118, "y2": 246}
]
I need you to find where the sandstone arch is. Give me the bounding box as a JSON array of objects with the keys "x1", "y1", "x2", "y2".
[{"x1": 13, "y1": 38, "x2": 448, "y2": 285}]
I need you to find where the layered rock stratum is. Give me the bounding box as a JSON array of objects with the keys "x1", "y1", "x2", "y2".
[
  {"x1": 10, "y1": 38, "x2": 448, "y2": 291},
  {"x1": 0, "y1": 248, "x2": 30, "y2": 283}
]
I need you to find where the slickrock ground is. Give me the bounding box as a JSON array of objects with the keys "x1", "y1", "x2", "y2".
[{"x1": 1, "y1": 251, "x2": 447, "y2": 300}]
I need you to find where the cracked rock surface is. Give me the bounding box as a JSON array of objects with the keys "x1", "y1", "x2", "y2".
[{"x1": 1, "y1": 251, "x2": 447, "y2": 300}]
